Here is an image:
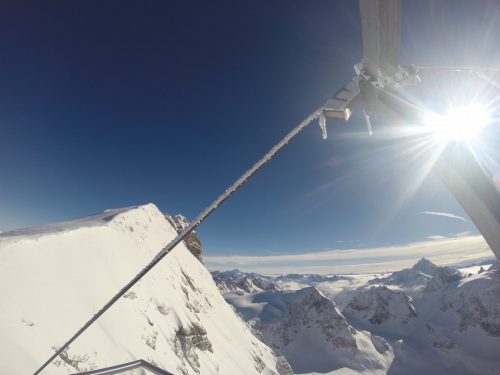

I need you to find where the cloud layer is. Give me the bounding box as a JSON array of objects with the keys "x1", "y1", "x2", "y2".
[{"x1": 205, "y1": 235, "x2": 494, "y2": 275}]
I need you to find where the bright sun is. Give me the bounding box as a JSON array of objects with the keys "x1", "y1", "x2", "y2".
[{"x1": 424, "y1": 104, "x2": 491, "y2": 142}]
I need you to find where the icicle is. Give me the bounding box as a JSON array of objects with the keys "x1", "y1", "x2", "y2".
[
  {"x1": 318, "y1": 111, "x2": 327, "y2": 140},
  {"x1": 363, "y1": 110, "x2": 373, "y2": 136}
]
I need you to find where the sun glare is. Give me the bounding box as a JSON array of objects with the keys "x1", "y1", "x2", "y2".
[{"x1": 424, "y1": 104, "x2": 491, "y2": 143}]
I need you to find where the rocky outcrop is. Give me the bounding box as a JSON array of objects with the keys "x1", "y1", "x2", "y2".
[
  {"x1": 173, "y1": 323, "x2": 213, "y2": 373},
  {"x1": 343, "y1": 286, "x2": 417, "y2": 325},
  {"x1": 166, "y1": 214, "x2": 202, "y2": 262}
]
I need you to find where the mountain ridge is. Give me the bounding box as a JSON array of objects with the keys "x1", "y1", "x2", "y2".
[{"x1": 214, "y1": 259, "x2": 500, "y2": 374}]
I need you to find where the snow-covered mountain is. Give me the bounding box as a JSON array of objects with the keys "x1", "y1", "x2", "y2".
[
  {"x1": 368, "y1": 258, "x2": 462, "y2": 297},
  {"x1": 274, "y1": 274, "x2": 347, "y2": 284},
  {"x1": 4, "y1": 203, "x2": 498, "y2": 375},
  {"x1": 440, "y1": 263, "x2": 500, "y2": 337},
  {"x1": 374, "y1": 263, "x2": 500, "y2": 375},
  {"x1": 344, "y1": 286, "x2": 417, "y2": 329},
  {"x1": 0, "y1": 204, "x2": 282, "y2": 374},
  {"x1": 249, "y1": 287, "x2": 393, "y2": 374},
  {"x1": 211, "y1": 269, "x2": 279, "y2": 293},
  {"x1": 210, "y1": 270, "x2": 350, "y2": 294},
  {"x1": 222, "y1": 287, "x2": 393, "y2": 374},
  {"x1": 214, "y1": 259, "x2": 500, "y2": 375}
]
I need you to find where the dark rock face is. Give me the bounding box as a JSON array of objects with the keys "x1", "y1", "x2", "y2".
[
  {"x1": 173, "y1": 323, "x2": 213, "y2": 373},
  {"x1": 165, "y1": 214, "x2": 202, "y2": 262}
]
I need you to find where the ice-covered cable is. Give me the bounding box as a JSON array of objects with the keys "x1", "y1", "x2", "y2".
[
  {"x1": 476, "y1": 71, "x2": 500, "y2": 90},
  {"x1": 417, "y1": 65, "x2": 500, "y2": 89},
  {"x1": 33, "y1": 107, "x2": 323, "y2": 375},
  {"x1": 363, "y1": 110, "x2": 373, "y2": 136}
]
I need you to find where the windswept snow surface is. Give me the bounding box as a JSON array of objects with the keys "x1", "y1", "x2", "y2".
[{"x1": 0, "y1": 204, "x2": 281, "y2": 374}]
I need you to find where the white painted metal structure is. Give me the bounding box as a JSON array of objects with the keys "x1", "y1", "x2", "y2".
[
  {"x1": 73, "y1": 360, "x2": 174, "y2": 375},
  {"x1": 323, "y1": 0, "x2": 500, "y2": 262},
  {"x1": 324, "y1": 0, "x2": 420, "y2": 134},
  {"x1": 435, "y1": 144, "x2": 500, "y2": 262}
]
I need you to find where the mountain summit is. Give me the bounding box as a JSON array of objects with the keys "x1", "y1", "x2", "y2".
[{"x1": 368, "y1": 257, "x2": 462, "y2": 295}]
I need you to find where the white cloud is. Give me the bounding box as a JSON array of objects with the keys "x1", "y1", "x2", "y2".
[
  {"x1": 421, "y1": 211, "x2": 468, "y2": 222},
  {"x1": 426, "y1": 235, "x2": 446, "y2": 241},
  {"x1": 204, "y1": 235, "x2": 494, "y2": 275}
]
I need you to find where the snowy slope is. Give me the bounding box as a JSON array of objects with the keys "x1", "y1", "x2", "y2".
[{"x1": 0, "y1": 204, "x2": 281, "y2": 375}]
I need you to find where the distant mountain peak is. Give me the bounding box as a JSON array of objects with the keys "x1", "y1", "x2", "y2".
[
  {"x1": 368, "y1": 258, "x2": 462, "y2": 294},
  {"x1": 211, "y1": 269, "x2": 279, "y2": 293},
  {"x1": 413, "y1": 257, "x2": 436, "y2": 272}
]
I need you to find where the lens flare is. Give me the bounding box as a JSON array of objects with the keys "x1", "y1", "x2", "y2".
[{"x1": 424, "y1": 104, "x2": 490, "y2": 142}]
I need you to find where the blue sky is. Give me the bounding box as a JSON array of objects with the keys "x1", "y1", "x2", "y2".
[{"x1": 1, "y1": 1, "x2": 499, "y2": 262}]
